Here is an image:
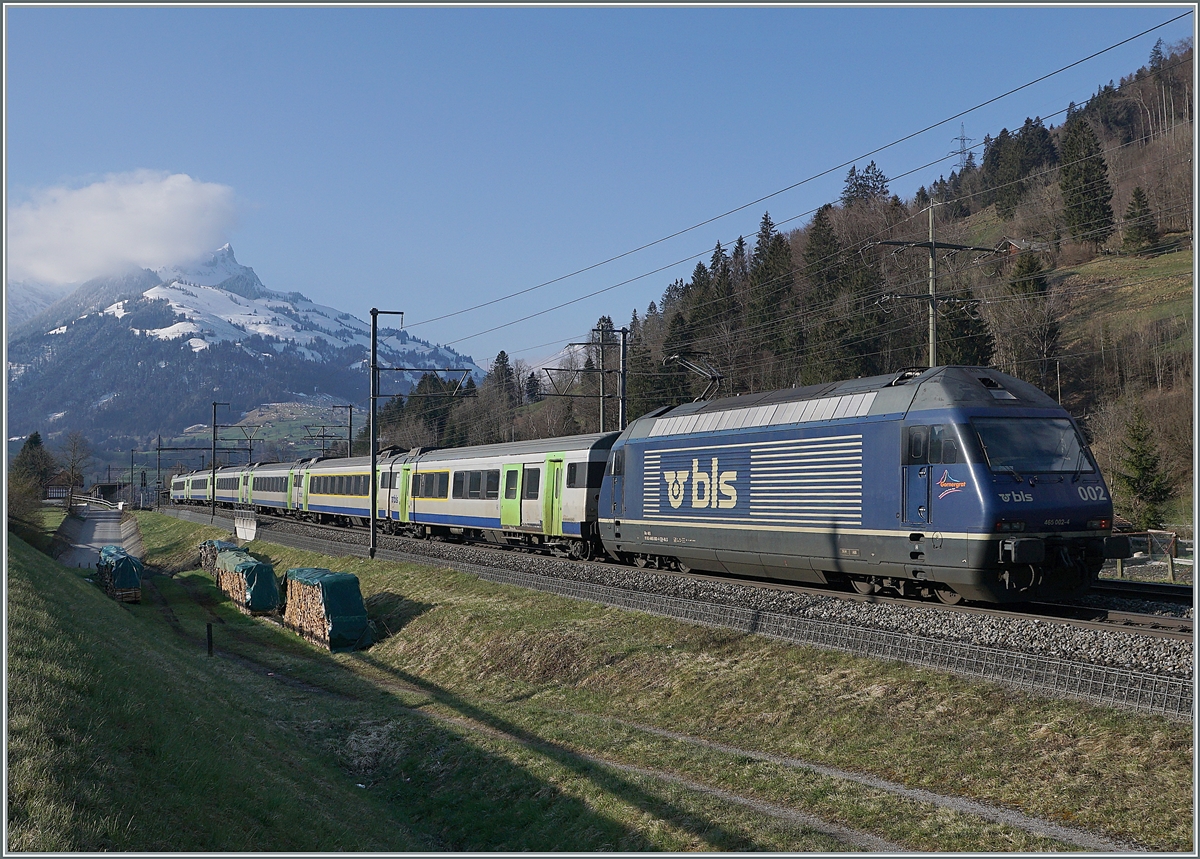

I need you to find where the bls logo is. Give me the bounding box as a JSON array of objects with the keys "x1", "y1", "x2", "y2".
[
  {"x1": 664, "y1": 458, "x2": 738, "y2": 510},
  {"x1": 999, "y1": 490, "x2": 1034, "y2": 502}
]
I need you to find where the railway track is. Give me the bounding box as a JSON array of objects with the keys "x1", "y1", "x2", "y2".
[
  {"x1": 175, "y1": 508, "x2": 1193, "y2": 642},
  {"x1": 1089, "y1": 578, "x2": 1194, "y2": 605}
]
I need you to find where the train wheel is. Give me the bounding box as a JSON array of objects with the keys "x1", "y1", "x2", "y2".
[
  {"x1": 934, "y1": 586, "x2": 963, "y2": 605},
  {"x1": 850, "y1": 578, "x2": 875, "y2": 595},
  {"x1": 568, "y1": 540, "x2": 594, "y2": 561}
]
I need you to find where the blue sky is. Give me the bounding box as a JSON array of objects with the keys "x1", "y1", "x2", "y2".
[{"x1": 5, "y1": 5, "x2": 1194, "y2": 369}]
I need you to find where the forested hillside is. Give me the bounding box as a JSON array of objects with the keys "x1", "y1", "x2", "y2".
[{"x1": 367, "y1": 39, "x2": 1193, "y2": 529}]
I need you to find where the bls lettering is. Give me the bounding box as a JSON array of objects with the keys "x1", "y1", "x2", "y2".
[{"x1": 664, "y1": 458, "x2": 737, "y2": 510}]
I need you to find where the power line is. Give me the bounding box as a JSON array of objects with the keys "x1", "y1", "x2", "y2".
[{"x1": 407, "y1": 11, "x2": 1190, "y2": 338}]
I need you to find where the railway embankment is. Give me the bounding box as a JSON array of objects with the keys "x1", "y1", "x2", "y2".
[
  {"x1": 134, "y1": 509, "x2": 1191, "y2": 852},
  {"x1": 163, "y1": 506, "x2": 1193, "y2": 716}
]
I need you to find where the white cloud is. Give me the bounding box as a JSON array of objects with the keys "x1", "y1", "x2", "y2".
[{"x1": 7, "y1": 171, "x2": 237, "y2": 284}]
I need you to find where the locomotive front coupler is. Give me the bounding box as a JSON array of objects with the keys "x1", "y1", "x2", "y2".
[{"x1": 999, "y1": 537, "x2": 1046, "y2": 565}]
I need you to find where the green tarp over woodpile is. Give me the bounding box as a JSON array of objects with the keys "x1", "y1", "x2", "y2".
[
  {"x1": 198, "y1": 539, "x2": 241, "y2": 573},
  {"x1": 215, "y1": 549, "x2": 280, "y2": 613},
  {"x1": 97, "y1": 545, "x2": 143, "y2": 589},
  {"x1": 284, "y1": 568, "x2": 373, "y2": 652}
]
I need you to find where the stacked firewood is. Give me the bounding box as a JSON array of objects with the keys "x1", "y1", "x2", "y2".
[
  {"x1": 198, "y1": 540, "x2": 239, "y2": 574},
  {"x1": 280, "y1": 568, "x2": 373, "y2": 651},
  {"x1": 96, "y1": 545, "x2": 143, "y2": 603},
  {"x1": 214, "y1": 566, "x2": 249, "y2": 608},
  {"x1": 282, "y1": 574, "x2": 332, "y2": 645}
]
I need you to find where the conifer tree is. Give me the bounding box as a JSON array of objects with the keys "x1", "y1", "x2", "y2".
[
  {"x1": 487, "y1": 350, "x2": 519, "y2": 407},
  {"x1": 1114, "y1": 405, "x2": 1172, "y2": 530},
  {"x1": 1122, "y1": 186, "x2": 1158, "y2": 252},
  {"x1": 1058, "y1": 117, "x2": 1114, "y2": 247},
  {"x1": 11, "y1": 431, "x2": 58, "y2": 487},
  {"x1": 524, "y1": 372, "x2": 543, "y2": 404},
  {"x1": 803, "y1": 205, "x2": 842, "y2": 302},
  {"x1": 840, "y1": 161, "x2": 889, "y2": 205},
  {"x1": 749, "y1": 212, "x2": 795, "y2": 360}
]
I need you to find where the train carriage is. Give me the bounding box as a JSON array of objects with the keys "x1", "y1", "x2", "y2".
[
  {"x1": 300, "y1": 455, "x2": 377, "y2": 523},
  {"x1": 597, "y1": 366, "x2": 1127, "y2": 603},
  {"x1": 247, "y1": 460, "x2": 295, "y2": 513},
  {"x1": 385, "y1": 434, "x2": 618, "y2": 558}
]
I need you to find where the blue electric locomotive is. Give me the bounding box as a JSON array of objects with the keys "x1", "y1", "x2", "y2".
[{"x1": 597, "y1": 366, "x2": 1129, "y2": 604}]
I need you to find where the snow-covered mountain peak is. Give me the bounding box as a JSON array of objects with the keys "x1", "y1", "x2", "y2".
[{"x1": 155, "y1": 244, "x2": 271, "y2": 298}]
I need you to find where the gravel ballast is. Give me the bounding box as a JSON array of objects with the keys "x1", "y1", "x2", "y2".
[{"x1": 238, "y1": 516, "x2": 1194, "y2": 682}]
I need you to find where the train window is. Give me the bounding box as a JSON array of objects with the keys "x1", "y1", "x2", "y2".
[
  {"x1": 411, "y1": 473, "x2": 423, "y2": 497},
  {"x1": 523, "y1": 468, "x2": 540, "y2": 499},
  {"x1": 468, "y1": 471, "x2": 482, "y2": 499},
  {"x1": 485, "y1": 470, "x2": 500, "y2": 499},
  {"x1": 435, "y1": 472, "x2": 449, "y2": 498},
  {"x1": 504, "y1": 470, "x2": 519, "y2": 499},
  {"x1": 453, "y1": 472, "x2": 465, "y2": 498},
  {"x1": 380, "y1": 472, "x2": 391, "y2": 490},
  {"x1": 609, "y1": 449, "x2": 625, "y2": 476},
  {"x1": 972, "y1": 417, "x2": 1094, "y2": 474},
  {"x1": 928, "y1": 426, "x2": 944, "y2": 463},
  {"x1": 566, "y1": 463, "x2": 578, "y2": 487},
  {"x1": 906, "y1": 427, "x2": 928, "y2": 464},
  {"x1": 938, "y1": 428, "x2": 958, "y2": 464}
]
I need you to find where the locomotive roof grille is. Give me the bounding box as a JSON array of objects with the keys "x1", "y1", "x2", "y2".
[
  {"x1": 635, "y1": 367, "x2": 1059, "y2": 438},
  {"x1": 648, "y1": 391, "x2": 877, "y2": 437}
]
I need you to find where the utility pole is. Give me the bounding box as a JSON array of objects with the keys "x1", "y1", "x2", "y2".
[
  {"x1": 211, "y1": 401, "x2": 229, "y2": 521},
  {"x1": 871, "y1": 204, "x2": 995, "y2": 368},
  {"x1": 369, "y1": 308, "x2": 404, "y2": 560},
  {"x1": 598, "y1": 331, "x2": 605, "y2": 433},
  {"x1": 332, "y1": 405, "x2": 353, "y2": 455},
  {"x1": 928, "y1": 204, "x2": 937, "y2": 368},
  {"x1": 618, "y1": 327, "x2": 628, "y2": 431}
]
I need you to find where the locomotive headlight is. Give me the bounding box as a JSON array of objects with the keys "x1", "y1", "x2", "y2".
[
  {"x1": 1087, "y1": 518, "x2": 1111, "y2": 530},
  {"x1": 994, "y1": 520, "x2": 1025, "y2": 533}
]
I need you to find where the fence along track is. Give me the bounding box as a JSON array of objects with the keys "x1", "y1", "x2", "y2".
[{"x1": 165, "y1": 507, "x2": 1193, "y2": 721}]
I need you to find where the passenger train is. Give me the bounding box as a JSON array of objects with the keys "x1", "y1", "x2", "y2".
[{"x1": 171, "y1": 366, "x2": 1131, "y2": 604}]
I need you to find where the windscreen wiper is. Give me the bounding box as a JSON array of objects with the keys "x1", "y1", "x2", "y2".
[
  {"x1": 995, "y1": 465, "x2": 1024, "y2": 483},
  {"x1": 1071, "y1": 450, "x2": 1086, "y2": 483}
]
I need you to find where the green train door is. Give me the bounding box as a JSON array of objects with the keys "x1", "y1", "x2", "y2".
[
  {"x1": 500, "y1": 464, "x2": 522, "y2": 527},
  {"x1": 397, "y1": 464, "x2": 412, "y2": 524},
  {"x1": 543, "y1": 456, "x2": 564, "y2": 537}
]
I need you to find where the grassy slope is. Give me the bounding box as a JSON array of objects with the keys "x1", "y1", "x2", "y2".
[{"x1": 8, "y1": 513, "x2": 1194, "y2": 850}]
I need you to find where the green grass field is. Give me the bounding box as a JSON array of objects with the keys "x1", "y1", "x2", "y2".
[{"x1": 6, "y1": 513, "x2": 1193, "y2": 851}]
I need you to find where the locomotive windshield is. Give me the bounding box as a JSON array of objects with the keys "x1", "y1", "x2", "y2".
[{"x1": 971, "y1": 417, "x2": 1095, "y2": 474}]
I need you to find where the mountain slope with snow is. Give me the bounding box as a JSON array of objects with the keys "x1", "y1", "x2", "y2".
[
  {"x1": 6, "y1": 279, "x2": 85, "y2": 330},
  {"x1": 6, "y1": 245, "x2": 483, "y2": 447}
]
